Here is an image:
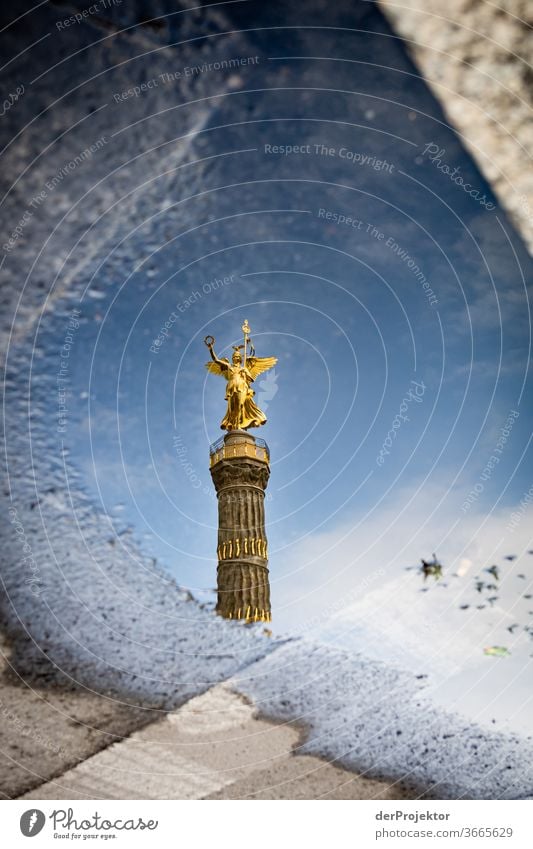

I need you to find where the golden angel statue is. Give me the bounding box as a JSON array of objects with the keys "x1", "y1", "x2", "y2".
[{"x1": 205, "y1": 320, "x2": 277, "y2": 430}]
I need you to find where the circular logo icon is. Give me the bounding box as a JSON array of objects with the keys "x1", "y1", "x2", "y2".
[{"x1": 20, "y1": 809, "x2": 46, "y2": 837}]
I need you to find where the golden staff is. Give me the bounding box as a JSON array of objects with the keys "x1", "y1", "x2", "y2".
[{"x1": 242, "y1": 319, "x2": 250, "y2": 368}]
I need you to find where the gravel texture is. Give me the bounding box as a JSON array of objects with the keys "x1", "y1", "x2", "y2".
[
  {"x1": 0, "y1": 634, "x2": 155, "y2": 799},
  {"x1": 231, "y1": 641, "x2": 533, "y2": 799},
  {"x1": 23, "y1": 684, "x2": 416, "y2": 800},
  {"x1": 379, "y1": 0, "x2": 533, "y2": 252}
]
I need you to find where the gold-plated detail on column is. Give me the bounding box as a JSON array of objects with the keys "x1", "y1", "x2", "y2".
[
  {"x1": 209, "y1": 440, "x2": 269, "y2": 467},
  {"x1": 220, "y1": 607, "x2": 271, "y2": 623},
  {"x1": 204, "y1": 322, "x2": 277, "y2": 432},
  {"x1": 216, "y1": 537, "x2": 267, "y2": 561}
]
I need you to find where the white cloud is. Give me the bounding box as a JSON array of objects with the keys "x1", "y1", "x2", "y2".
[{"x1": 275, "y1": 488, "x2": 533, "y2": 732}]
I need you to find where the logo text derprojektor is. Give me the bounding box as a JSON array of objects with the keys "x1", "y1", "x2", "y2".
[{"x1": 376, "y1": 810, "x2": 450, "y2": 824}]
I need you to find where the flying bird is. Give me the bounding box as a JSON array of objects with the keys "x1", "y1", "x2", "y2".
[
  {"x1": 420, "y1": 553, "x2": 443, "y2": 581},
  {"x1": 485, "y1": 565, "x2": 500, "y2": 581}
]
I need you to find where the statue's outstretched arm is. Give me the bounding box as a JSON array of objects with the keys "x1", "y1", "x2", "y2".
[{"x1": 205, "y1": 336, "x2": 228, "y2": 371}]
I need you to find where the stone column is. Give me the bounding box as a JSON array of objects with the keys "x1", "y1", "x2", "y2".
[{"x1": 209, "y1": 430, "x2": 271, "y2": 622}]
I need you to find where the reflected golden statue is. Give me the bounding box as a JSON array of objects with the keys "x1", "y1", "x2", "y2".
[{"x1": 205, "y1": 320, "x2": 277, "y2": 431}]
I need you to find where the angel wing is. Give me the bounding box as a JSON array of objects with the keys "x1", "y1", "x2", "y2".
[
  {"x1": 246, "y1": 356, "x2": 278, "y2": 381},
  {"x1": 205, "y1": 358, "x2": 230, "y2": 376}
]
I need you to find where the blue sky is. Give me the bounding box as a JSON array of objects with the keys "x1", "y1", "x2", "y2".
[
  {"x1": 23, "y1": 2, "x2": 531, "y2": 732},
  {"x1": 69, "y1": 150, "x2": 531, "y2": 611}
]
